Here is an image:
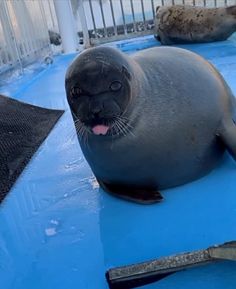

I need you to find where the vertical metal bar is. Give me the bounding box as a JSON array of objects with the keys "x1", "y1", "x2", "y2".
[
  {"x1": 161, "y1": 0, "x2": 164, "y2": 6},
  {"x1": 24, "y1": 1, "x2": 36, "y2": 55},
  {"x1": 0, "y1": 3, "x2": 16, "y2": 66},
  {"x1": 35, "y1": 1, "x2": 45, "y2": 50},
  {"x1": 214, "y1": 0, "x2": 217, "y2": 7},
  {"x1": 77, "y1": 0, "x2": 90, "y2": 48},
  {"x1": 130, "y1": 0, "x2": 137, "y2": 33},
  {"x1": 151, "y1": 0, "x2": 155, "y2": 19},
  {"x1": 99, "y1": 0, "x2": 107, "y2": 37},
  {"x1": 12, "y1": 1, "x2": 29, "y2": 58},
  {"x1": 48, "y1": 0, "x2": 56, "y2": 28},
  {"x1": 31, "y1": 1, "x2": 39, "y2": 49},
  {"x1": 172, "y1": 0, "x2": 175, "y2": 5},
  {"x1": 3, "y1": 1, "x2": 23, "y2": 72},
  {"x1": 16, "y1": 1, "x2": 29, "y2": 56},
  {"x1": 88, "y1": 0, "x2": 97, "y2": 39},
  {"x1": 140, "y1": 0, "x2": 146, "y2": 31},
  {"x1": 39, "y1": 0, "x2": 51, "y2": 50},
  {"x1": 33, "y1": 1, "x2": 42, "y2": 51},
  {"x1": 26, "y1": 1, "x2": 37, "y2": 52},
  {"x1": 183, "y1": 0, "x2": 185, "y2": 5},
  {"x1": 30, "y1": 1, "x2": 40, "y2": 52},
  {"x1": 20, "y1": 1, "x2": 33, "y2": 58},
  {"x1": 109, "y1": 0, "x2": 117, "y2": 36},
  {"x1": 193, "y1": 0, "x2": 196, "y2": 6},
  {"x1": 48, "y1": 0, "x2": 59, "y2": 30},
  {"x1": 54, "y1": 0, "x2": 78, "y2": 53},
  {"x1": 225, "y1": 0, "x2": 227, "y2": 6},
  {"x1": 120, "y1": 0, "x2": 127, "y2": 35},
  {"x1": 203, "y1": 0, "x2": 206, "y2": 6}
]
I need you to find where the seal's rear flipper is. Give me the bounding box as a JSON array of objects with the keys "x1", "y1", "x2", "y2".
[
  {"x1": 98, "y1": 180, "x2": 163, "y2": 205},
  {"x1": 219, "y1": 120, "x2": 236, "y2": 161}
]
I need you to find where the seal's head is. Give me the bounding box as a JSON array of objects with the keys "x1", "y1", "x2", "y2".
[{"x1": 65, "y1": 47, "x2": 133, "y2": 136}]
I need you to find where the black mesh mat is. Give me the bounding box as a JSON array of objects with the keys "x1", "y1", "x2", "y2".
[{"x1": 0, "y1": 95, "x2": 64, "y2": 202}]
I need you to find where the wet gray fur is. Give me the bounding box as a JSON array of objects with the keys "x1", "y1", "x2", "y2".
[
  {"x1": 65, "y1": 46, "x2": 236, "y2": 203},
  {"x1": 155, "y1": 5, "x2": 236, "y2": 45}
]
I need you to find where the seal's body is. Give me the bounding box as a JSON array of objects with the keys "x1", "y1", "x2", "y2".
[
  {"x1": 155, "y1": 5, "x2": 236, "y2": 45},
  {"x1": 65, "y1": 46, "x2": 236, "y2": 204}
]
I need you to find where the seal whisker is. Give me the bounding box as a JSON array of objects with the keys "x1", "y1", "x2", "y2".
[
  {"x1": 81, "y1": 126, "x2": 89, "y2": 149},
  {"x1": 117, "y1": 116, "x2": 135, "y2": 131},
  {"x1": 116, "y1": 117, "x2": 135, "y2": 137},
  {"x1": 122, "y1": 122, "x2": 135, "y2": 137},
  {"x1": 114, "y1": 119, "x2": 126, "y2": 136},
  {"x1": 74, "y1": 119, "x2": 81, "y2": 125},
  {"x1": 67, "y1": 120, "x2": 83, "y2": 141},
  {"x1": 120, "y1": 120, "x2": 135, "y2": 133},
  {"x1": 67, "y1": 124, "x2": 82, "y2": 142},
  {"x1": 71, "y1": 114, "x2": 91, "y2": 145},
  {"x1": 113, "y1": 119, "x2": 123, "y2": 136},
  {"x1": 115, "y1": 115, "x2": 131, "y2": 126},
  {"x1": 71, "y1": 111, "x2": 80, "y2": 121},
  {"x1": 116, "y1": 118, "x2": 130, "y2": 137},
  {"x1": 76, "y1": 127, "x2": 84, "y2": 139},
  {"x1": 73, "y1": 121, "x2": 90, "y2": 150},
  {"x1": 79, "y1": 126, "x2": 87, "y2": 147},
  {"x1": 118, "y1": 115, "x2": 130, "y2": 121},
  {"x1": 75, "y1": 121, "x2": 83, "y2": 133},
  {"x1": 114, "y1": 121, "x2": 122, "y2": 136},
  {"x1": 116, "y1": 118, "x2": 127, "y2": 135}
]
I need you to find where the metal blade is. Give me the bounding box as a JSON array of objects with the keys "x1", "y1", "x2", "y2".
[
  {"x1": 106, "y1": 241, "x2": 236, "y2": 289},
  {"x1": 209, "y1": 241, "x2": 236, "y2": 261}
]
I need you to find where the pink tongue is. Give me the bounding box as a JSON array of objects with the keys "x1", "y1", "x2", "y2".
[{"x1": 92, "y1": 125, "x2": 109, "y2": 135}]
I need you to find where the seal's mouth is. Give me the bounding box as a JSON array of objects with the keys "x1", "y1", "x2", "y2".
[
  {"x1": 77, "y1": 115, "x2": 131, "y2": 138},
  {"x1": 92, "y1": 124, "x2": 110, "y2": 135},
  {"x1": 88, "y1": 117, "x2": 114, "y2": 136}
]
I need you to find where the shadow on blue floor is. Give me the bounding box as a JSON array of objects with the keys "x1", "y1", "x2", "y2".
[{"x1": 0, "y1": 35, "x2": 236, "y2": 289}]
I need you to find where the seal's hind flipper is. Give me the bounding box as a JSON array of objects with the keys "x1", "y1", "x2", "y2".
[
  {"x1": 219, "y1": 120, "x2": 236, "y2": 161},
  {"x1": 98, "y1": 180, "x2": 163, "y2": 205}
]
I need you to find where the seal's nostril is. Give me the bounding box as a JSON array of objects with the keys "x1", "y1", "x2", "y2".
[
  {"x1": 90, "y1": 104, "x2": 102, "y2": 118},
  {"x1": 91, "y1": 112, "x2": 100, "y2": 119}
]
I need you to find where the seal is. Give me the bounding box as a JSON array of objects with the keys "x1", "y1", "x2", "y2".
[
  {"x1": 155, "y1": 5, "x2": 236, "y2": 45},
  {"x1": 65, "y1": 46, "x2": 236, "y2": 204},
  {"x1": 48, "y1": 30, "x2": 61, "y2": 46}
]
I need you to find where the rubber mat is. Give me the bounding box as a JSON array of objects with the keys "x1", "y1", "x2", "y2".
[{"x1": 0, "y1": 94, "x2": 63, "y2": 202}]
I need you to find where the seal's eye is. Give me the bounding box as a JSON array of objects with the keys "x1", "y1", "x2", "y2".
[
  {"x1": 110, "y1": 81, "x2": 122, "y2": 92},
  {"x1": 70, "y1": 87, "x2": 82, "y2": 98}
]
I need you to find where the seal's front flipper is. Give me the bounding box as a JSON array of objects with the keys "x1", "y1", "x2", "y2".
[
  {"x1": 98, "y1": 180, "x2": 163, "y2": 205},
  {"x1": 219, "y1": 120, "x2": 236, "y2": 161}
]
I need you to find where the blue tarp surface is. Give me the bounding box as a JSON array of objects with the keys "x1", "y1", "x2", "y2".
[{"x1": 1, "y1": 35, "x2": 236, "y2": 289}]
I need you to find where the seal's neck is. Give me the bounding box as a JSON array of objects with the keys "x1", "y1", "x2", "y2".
[{"x1": 122, "y1": 59, "x2": 148, "y2": 128}]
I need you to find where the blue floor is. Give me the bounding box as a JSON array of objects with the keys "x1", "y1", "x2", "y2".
[{"x1": 1, "y1": 35, "x2": 236, "y2": 289}]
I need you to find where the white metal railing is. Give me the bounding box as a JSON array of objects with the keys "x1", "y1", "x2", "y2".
[
  {"x1": 0, "y1": 0, "x2": 51, "y2": 76},
  {"x1": 0, "y1": 0, "x2": 235, "y2": 77},
  {"x1": 75, "y1": 0, "x2": 236, "y2": 46}
]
